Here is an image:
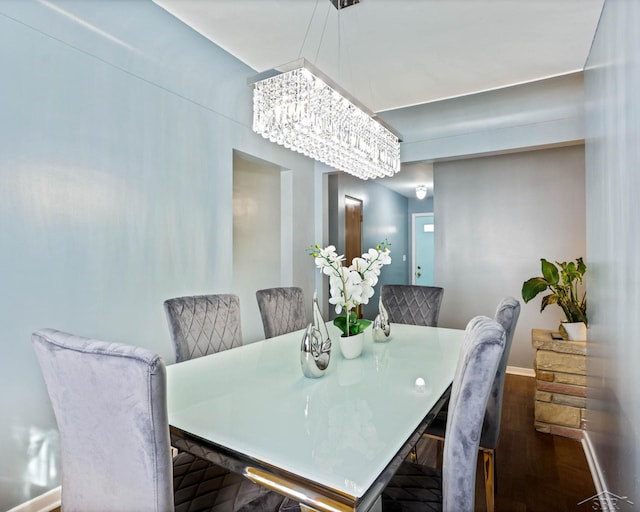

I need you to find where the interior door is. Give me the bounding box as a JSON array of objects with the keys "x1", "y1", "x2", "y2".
[
  {"x1": 344, "y1": 195, "x2": 363, "y2": 316},
  {"x1": 345, "y1": 196, "x2": 363, "y2": 264},
  {"x1": 413, "y1": 213, "x2": 435, "y2": 285}
]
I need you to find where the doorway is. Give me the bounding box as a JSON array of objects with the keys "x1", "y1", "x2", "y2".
[
  {"x1": 344, "y1": 195, "x2": 363, "y2": 265},
  {"x1": 412, "y1": 213, "x2": 435, "y2": 285},
  {"x1": 344, "y1": 195, "x2": 363, "y2": 317},
  {"x1": 233, "y1": 151, "x2": 290, "y2": 342}
]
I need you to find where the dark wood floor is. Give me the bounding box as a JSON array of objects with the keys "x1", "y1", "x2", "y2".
[
  {"x1": 417, "y1": 374, "x2": 596, "y2": 511},
  {"x1": 50, "y1": 375, "x2": 595, "y2": 512}
]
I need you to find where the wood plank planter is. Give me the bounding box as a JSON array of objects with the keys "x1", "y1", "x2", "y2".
[{"x1": 531, "y1": 329, "x2": 586, "y2": 440}]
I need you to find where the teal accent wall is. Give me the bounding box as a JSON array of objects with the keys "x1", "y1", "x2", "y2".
[{"x1": 0, "y1": 1, "x2": 315, "y2": 508}]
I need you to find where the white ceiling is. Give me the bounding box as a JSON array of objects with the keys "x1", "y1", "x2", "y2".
[{"x1": 153, "y1": 0, "x2": 604, "y2": 197}]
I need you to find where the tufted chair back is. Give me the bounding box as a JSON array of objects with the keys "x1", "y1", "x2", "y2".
[
  {"x1": 380, "y1": 284, "x2": 444, "y2": 327},
  {"x1": 32, "y1": 328, "x2": 174, "y2": 511},
  {"x1": 441, "y1": 316, "x2": 506, "y2": 511},
  {"x1": 256, "y1": 287, "x2": 307, "y2": 339},
  {"x1": 481, "y1": 296, "x2": 521, "y2": 448},
  {"x1": 164, "y1": 294, "x2": 242, "y2": 363}
]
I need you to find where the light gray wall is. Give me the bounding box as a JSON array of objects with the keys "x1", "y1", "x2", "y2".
[
  {"x1": 434, "y1": 146, "x2": 586, "y2": 369},
  {"x1": 327, "y1": 173, "x2": 409, "y2": 319},
  {"x1": 382, "y1": 70, "x2": 587, "y2": 371},
  {"x1": 380, "y1": 72, "x2": 584, "y2": 162},
  {"x1": 584, "y1": 0, "x2": 640, "y2": 504},
  {"x1": 0, "y1": 2, "x2": 316, "y2": 508}
]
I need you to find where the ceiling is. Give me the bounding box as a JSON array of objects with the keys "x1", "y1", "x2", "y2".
[{"x1": 153, "y1": 0, "x2": 604, "y2": 197}]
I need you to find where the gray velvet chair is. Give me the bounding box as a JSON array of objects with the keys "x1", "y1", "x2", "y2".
[
  {"x1": 255, "y1": 287, "x2": 307, "y2": 339},
  {"x1": 32, "y1": 328, "x2": 285, "y2": 512},
  {"x1": 382, "y1": 315, "x2": 506, "y2": 512},
  {"x1": 422, "y1": 296, "x2": 521, "y2": 512},
  {"x1": 164, "y1": 294, "x2": 242, "y2": 363},
  {"x1": 380, "y1": 284, "x2": 444, "y2": 327}
]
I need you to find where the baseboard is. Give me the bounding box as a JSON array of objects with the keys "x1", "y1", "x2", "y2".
[
  {"x1": 582, "y1": 431, "x2": 607, "y2": 496},
  {"x1": 506, "y1": 365, "x2": 535, "y2": 377},
  {"x1": 6, "y1": 486, "x2": 60, "y2": 512}
]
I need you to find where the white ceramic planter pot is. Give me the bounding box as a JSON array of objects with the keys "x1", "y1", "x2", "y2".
[
  {"x1": 561, "y1": 322, "x2": 587, "y2": 341},
  {"x1": 339, "y1": 332, "x2": 364, "y2": 359}
]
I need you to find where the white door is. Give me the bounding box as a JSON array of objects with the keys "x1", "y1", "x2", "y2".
[{"x1": 412, "y1": 213, "x2": 434, "y2": 285}]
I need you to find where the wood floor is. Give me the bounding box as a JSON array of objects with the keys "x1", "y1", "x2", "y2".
[
  {"x1": 417, "y1": 373, "x2": 596, "y2": 511},
  {"x1": 49, "y1": 375, "x2": 595, "y2": 512}
]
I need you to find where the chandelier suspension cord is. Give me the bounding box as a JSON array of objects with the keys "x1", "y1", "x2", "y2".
[
  {"x1": 337, "y1": 5, "x2": 341, "y2": 84},
  {"x1": 353, "y1": 7, "x2": 377, "y2": 111},
  {"x1": 314, "y1": 2, "x2": 331, "y2": 65},
  {"x1": 298, "y1": 0, "x2": 320, "y2": 59}
]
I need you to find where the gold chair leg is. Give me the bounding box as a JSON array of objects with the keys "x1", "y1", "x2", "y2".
[{"x1": 482, "y1": 448, "x2": 495, "y2": 512}]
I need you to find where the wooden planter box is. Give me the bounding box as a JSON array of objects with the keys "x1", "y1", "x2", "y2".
[{"x1": 531, "y1": 329, "x2": 586, "y2": 439}]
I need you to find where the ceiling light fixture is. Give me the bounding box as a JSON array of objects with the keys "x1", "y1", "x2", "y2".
[
  {"x1": 416, "y1": 185, "x2": 428, "y2": 200},
  {"x1": 248, "y1": 59, "x2": 401, "y2": 180},
  {"x1": 248, "y1": 0, "x2": 401, "y2": 180}
]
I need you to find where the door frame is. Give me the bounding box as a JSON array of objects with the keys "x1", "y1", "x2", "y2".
[{"x1": 411, "y1": 212, "x2": 434, "y2": 285}]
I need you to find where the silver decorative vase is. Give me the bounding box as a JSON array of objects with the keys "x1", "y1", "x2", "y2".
[
  {"x1": 372, "y1": 297, "x2": 391, "y2": 342},
  {"x1": 300, "y1": 293, "x2": 332, "y2": 378}
]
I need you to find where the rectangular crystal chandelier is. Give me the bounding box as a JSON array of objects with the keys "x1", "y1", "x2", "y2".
[{"x1": 248, "y1": 59, "x2": 401, "y2": 180}]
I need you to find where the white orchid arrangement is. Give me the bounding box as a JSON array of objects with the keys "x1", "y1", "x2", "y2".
[{"x1": 309, "y1": 241, "x2": 392, "y2": 337}]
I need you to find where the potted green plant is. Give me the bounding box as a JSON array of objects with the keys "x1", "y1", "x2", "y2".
[{"x1": 521, "y1": 257, "x2": 587, "y2": 340}]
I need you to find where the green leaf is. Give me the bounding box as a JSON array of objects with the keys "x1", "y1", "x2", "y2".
[
  {"x1": 333, "y1": 315, "x2": 348, "y2": 336},
  {"x1": 355, "y1": 319, "x2": 372, "y2": 333},
  {"x1": 333, "y1": 316, "x2": 371, "y2": 336},
  {"x1": 540, "y1": 293, "x2": 558, "y2": 312},
  {"x1": 540, "y1": 259, "x2": 559, "y2": 284},
  {"x1": 522, "y1": 277, "x2": 549, "y2": 303}
]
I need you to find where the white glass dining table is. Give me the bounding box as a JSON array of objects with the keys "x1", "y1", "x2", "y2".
[{"x1": 166, "y1": 322, "x2": 464, "y2": 512}]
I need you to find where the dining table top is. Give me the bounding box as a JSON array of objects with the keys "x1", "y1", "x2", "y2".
[{"x1": 166, "y1": 321, "x2": 465, "y2": 512}]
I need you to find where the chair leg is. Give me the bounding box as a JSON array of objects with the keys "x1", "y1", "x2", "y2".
[
  {"x1": 436, "y1": 438, "x2": 443, "y2": 468},
  {"x1": 482, "y1": 448, "x2": 495, "y2": 512}
]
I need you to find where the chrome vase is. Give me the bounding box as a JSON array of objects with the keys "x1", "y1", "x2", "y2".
[
  {"x1": 372, "y1": 297, "x2": 391, "y2": 342},
  {"x1": 300, "y1": 293, "x2": 332, "y2": 378}
]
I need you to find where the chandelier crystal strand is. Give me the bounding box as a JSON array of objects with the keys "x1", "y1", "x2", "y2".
[{"x1": 252, "y1": 64, "x2": 400, "y2": 180}]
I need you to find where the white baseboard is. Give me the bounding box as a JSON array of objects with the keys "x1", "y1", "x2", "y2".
[
  {"x1": 6, "y1": 486, "x2": 60, "y2": 512},
  {"x1": 582, "y1": 431, "x2": 607, "y2": 496},
  {"x1": 506, "y1": 365, "x2": 535, "y2": 377},
  {"x1": 579, "y1": 432, "x2": 635, "y2": 510}
]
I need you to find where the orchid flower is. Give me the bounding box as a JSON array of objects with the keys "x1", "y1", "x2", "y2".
[{"x1": 309, "y1": 241, "x2": 392, "y2": 337}]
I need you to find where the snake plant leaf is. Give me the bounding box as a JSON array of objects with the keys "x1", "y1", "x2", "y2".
[
  {"x1": 522, "y1": 277, "x2": 549, "y2": 303},
  {"x1": 541, "y1": 258, "x2": 559, "y2": 284}
]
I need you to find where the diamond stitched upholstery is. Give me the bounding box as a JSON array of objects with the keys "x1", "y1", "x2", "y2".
[
  {"x1": 173, "y1": 452, "x2": 285, "y2": 512},
  {"x1": 379, "y1": 463, "x2": 443, "y2": 512},
  {"x1": 382, "y1": 316, "x2": 506, "y2": 512},
  {"x1": 256, "y1": 287, "x2": 307, "y2": 339},
  {"x1": 380, "y1": 285, "x2": 444, "y2": 327},
  {"x1": 164, "y1": 294, "x2": 242, "y2": 363}
]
